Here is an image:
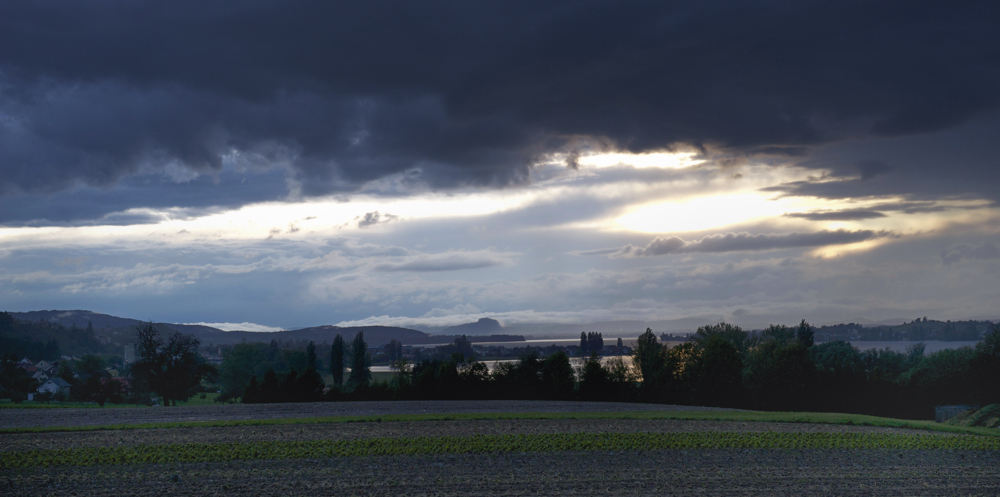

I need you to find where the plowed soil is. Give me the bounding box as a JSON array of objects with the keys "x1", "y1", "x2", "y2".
[
  {"x1": 2, "y1": 401, "x2": 998, "y2": 496},
  {"x1": 4, "y1": 450, "x2": 999, "y2": 496}
]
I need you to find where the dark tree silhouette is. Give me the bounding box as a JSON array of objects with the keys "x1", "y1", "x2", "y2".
[
  {"x1": 972, "y1": 324, "x2": 1000, "y2": 404},
  {"x1": 691, "y1": 336, "x2": 743, "y2": 407},
  {"x1": 258, "y1": 369, "x2": 280, "y2": 403},
  {"x1": 578, "y1": 353, "x2": 608, "y2": 400},
  {"x1": 279, "y1": 368, "x2": 298, "y2": 402},
  {"x1": 295, "y1": 368, "x2": 326, "y2": 402},
  {"x1": 330, "y1": 335, "x2": 345, "y2": 387},
  {"x1": 348, "y1": 331, "x2": 371, "y2": 387},
  {"x1": 633, "y1": 328, "x2": 664, "y2": 387},
  {"x1": 306, "y1": 340, "x2": 318, "y2": 371},
  {"x1": 797, "y1": 319, "x2": 815, "y2": 348},
  {"x1": 243, "y1": 375, "x2": 259, "y2": 403},
  {"x1": 130, "y1": 323, "x2": 216, "y2": 406},
  {"x1": 540, "y1": 351, "x2": 575, "y2": 399}
]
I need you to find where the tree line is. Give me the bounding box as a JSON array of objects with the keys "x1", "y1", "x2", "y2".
[
  {"x1": 11, "y1": 317, "x2": 996, "y2": 419},
  {"x1": 226, "y1": 321, "x2": 1000, "y2": 419},
  {"x1": 628, "y1": 321, "x2": 1000, "y2": 418}
]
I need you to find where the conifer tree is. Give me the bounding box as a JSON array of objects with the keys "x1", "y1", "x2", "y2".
[
  {"x1": 347, "y1": 331, "x2": 371, "y2": 387},
  {"x1": 330, "y1": 335, "x2": 345, "y2": 387}
]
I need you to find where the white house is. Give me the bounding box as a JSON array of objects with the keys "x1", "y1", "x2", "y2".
[{"x1": 38, "y1": 377, "x2": 71, "y2": 396}]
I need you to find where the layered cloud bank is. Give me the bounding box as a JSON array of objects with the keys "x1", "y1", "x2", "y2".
[
  {"x1": 0, "y1": 2, "x2": 998, "y2": 330},
  {"x1": 610, "y1": 230, "x2": 893, "y2": 258}
]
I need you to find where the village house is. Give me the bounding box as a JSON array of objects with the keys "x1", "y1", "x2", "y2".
[
  {"x1": 35, "y1": 360, "x2": 57, "y2": 374},
  {"x1": 38, "y1": 377, "x2": 71, "y2": 397}
]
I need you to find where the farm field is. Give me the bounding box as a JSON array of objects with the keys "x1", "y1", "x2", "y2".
[
  {"x1": 2, "y1": 401, "x2": 1000, "y2": 496},
  {"x1": 0, "y1": 400, "x2": 724, "y2": 430}
]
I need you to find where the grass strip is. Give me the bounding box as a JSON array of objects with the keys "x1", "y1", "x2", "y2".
[
  {"x1": 4, "y1": 431, "x2": 1000, "y2": 469},
  {"x1": 3, "y1": 410, "x2": 999, "y2": 438}
]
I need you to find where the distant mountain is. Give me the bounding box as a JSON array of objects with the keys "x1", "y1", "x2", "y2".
[
  {"x1": 195, "y1": 325, "x2": 437, "y2": 347},
  {"x1": 7, "y1": 310, "x2": 438, "y2": 347},
  {"x1": 814, "y1": 318, "x2": 993, "y2": 342},
  {"x1": 10, "y1": 309, "x2": 147, "y2": 331},
  {"x1": 441, "y1": 317, "x2": 504, "y2": 335}
]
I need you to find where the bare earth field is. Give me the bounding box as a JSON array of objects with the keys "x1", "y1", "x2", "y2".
[{"x1": 2, "y1": 401, "x2": 999, "y2": 496}]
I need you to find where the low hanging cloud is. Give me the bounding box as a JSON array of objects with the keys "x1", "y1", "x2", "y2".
[
  {"x1": 184, "y1": 322, "x2": 285, "y2": 332},
  {"x1": 941, "y1": 242, "x2": 1000, "y2": 266},
  {"x1": 612, "y1": 230, "x2": 893, "y2": 257},
  {"x1": 356, "y1": 211, "x2": 398, "y2": 229},
  {"x1": 785, "y1": 209, "x2": 887, "y2": 221},
  {"x1": 371, "y1": 250, "x2": 518, "y2": 272}
]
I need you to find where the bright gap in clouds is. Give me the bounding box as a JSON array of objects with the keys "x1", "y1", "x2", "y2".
[
  {"x1": 617, "y1": 193, "x2": 788, "y2": 233},
  {"x1": 578, "y1": 151, "x2": 704, "y2": 169}
]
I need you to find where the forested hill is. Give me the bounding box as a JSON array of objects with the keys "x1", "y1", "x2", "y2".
[
  {"x1": 1, "y1": 311, "x2": 114, "y2": 360},
  {"x1": 814, "y1": 318, "x2": 994, "y2": 342},
  {"x1": 11, "y1": 310, "x2": 147, "y2": 331},
  {"x1": 6, "y1": 310, "x2": 437, "y2": 349},
  {"x1": 193, "y1": 325, "x2": 436, "y2": 348}
]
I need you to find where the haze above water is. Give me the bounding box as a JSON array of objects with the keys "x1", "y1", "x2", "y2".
[{"x1": 370, "y1": 340, "x2": 979, "y2": 372}]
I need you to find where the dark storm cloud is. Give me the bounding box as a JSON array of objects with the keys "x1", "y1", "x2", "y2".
[
  {"x1": 941, "y1": 242, "x2": 1000, "y2": 266},
  {"x1": 857, "y1": 161, "x2": 894, "y2": 181},
  {"x1": 613, "y1": 229, "x2": 892, "y2": 257},
  {"x1": 0, "y1": 166, "x2": 288, "y2": 226},
  {"x1": 1, "y1": 1, "x2": 998, "y2": 212},
  {"x1": 768, "y1": 117, "x2": 1000, "y2": 202}
]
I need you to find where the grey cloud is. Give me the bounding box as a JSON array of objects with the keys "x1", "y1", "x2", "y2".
[
  {"x1": 614, "y1": 230, "x2": 892, "y2": 257},
  {"x1": 372, "y1": 251, "x2": 516, "y2": 272},
  {"x1": 0, "y1": 0, "x2": 997, "y2": 209},
  {"x1": 357, "y1": 211, "x2": 398, "y2": 229},
  {"x1": 772, "y1": 117, "x2": 1000, "y2": 202},
  {"x1": 857, "y1": 160, "x2": 894, "y2": 181},
  {"x1": 941, "y1": 243, "x2": 1000, "y2": 266},
  {"x1": 572, "y1": 248, "x2": 621, "y2": 257},
  {"x1": 785, "y1": 209, "x2": 887, "y2": 221},
  {"x1": 0, "y1": 165, "x2": 287, "y2": 226}
]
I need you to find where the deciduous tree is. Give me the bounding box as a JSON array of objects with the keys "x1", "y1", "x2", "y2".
[{"x1": 130, "y1": 323, "x2": 216, "y2": 406}]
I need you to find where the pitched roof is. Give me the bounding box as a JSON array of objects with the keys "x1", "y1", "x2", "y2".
[{"x1": 47, "y1": 377, "x2": 72, "y2": 388}]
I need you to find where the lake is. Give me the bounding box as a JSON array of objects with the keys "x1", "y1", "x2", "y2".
[{"x1": 371, "y1": 340, "x2": 978, "y2": 372}]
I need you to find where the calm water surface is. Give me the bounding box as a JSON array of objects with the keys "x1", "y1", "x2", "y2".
[{"x1": 371, "y1": 340, "x2": 978, "y2": 372}]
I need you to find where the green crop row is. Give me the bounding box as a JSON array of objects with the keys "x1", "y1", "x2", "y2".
[
  {"x1": 3, "y1": 431, "x2": 999, "y2": 469},
  {"x1": 6, "y1": 410, "x2": 1000, "y2": 438}
]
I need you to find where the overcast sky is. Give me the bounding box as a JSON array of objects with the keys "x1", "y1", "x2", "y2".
[{"x1": 1, "y1": 1, "x2": 998, "y2": 333}]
